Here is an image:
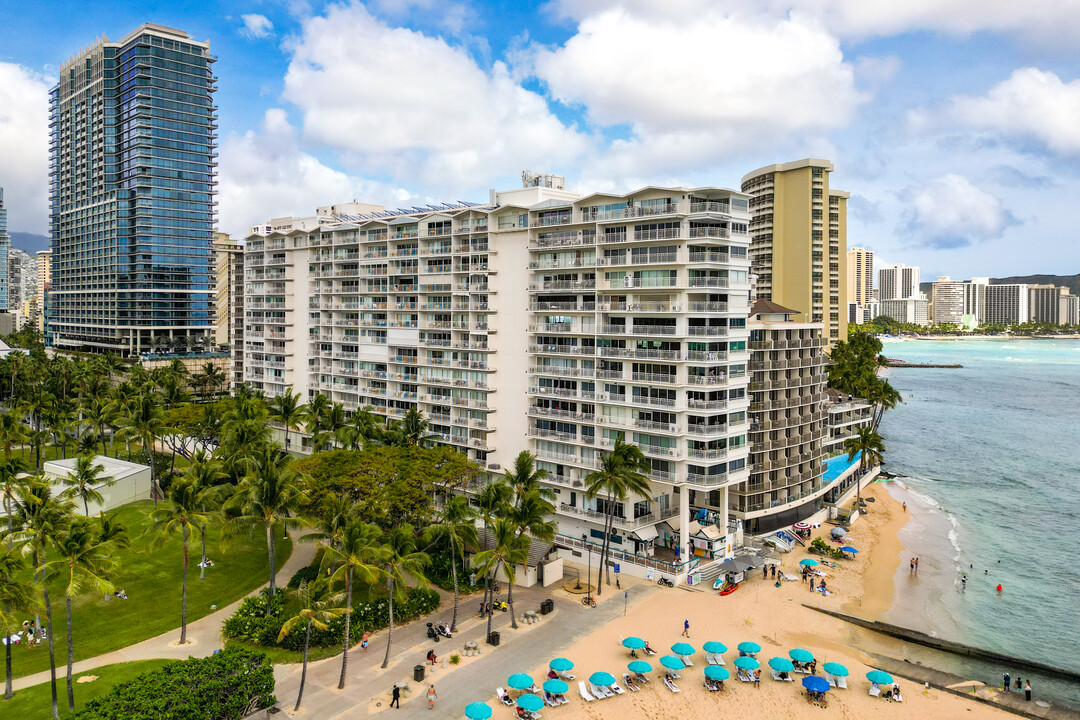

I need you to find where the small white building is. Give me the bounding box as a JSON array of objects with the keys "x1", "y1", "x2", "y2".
[{"x1": 43, "y1": 456, "x2": 152, "y2": 515}]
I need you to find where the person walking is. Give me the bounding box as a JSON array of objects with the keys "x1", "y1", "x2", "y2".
[
  {"x1": 426, "y1": 684, "x2": 438, "y2": 710},
  {"x1": 682, "y1": 618, "x2": 690, "y2": 638},
  {"x1": 809, "y1": 577, "x2": 815, "y2": 592},
  {"x1": 390, "y1": 685, "x2": 401, "y2": 708},
  {"x1": 1015, "y1": 676, "x2": 1022, "y2": 692},
  {"x1": 909, "y1": 559, "x2": 915, "y2": 574},
  {"x1": 961, "y1": 575, "x2": 967, "y2": 590},
  {"x1": 763, "y1": 565, "x2": 768, "y2": 580},
  {"x1": 1024, "y1": 681, "x2": 1032, "y2": 701},
  {"x1": 1003, "y1": 672, "x2": 1011, "y2": 693}
]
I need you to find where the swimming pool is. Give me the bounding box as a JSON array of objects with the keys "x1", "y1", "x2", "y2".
[{"x1": 823, "y1": 453, "x2": 861, "y2": 483}]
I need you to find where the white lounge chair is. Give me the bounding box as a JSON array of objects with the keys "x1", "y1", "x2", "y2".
[
  {"x1": 680, "y1": 654, "x2": 694, "y2": 667},
  {"x1": 668, "y1": 669, "x2": 681, "y2": 679},
  {"x1": 825, "y1": 674, "x2": 837, "y2": 688},
  {"x1": 771, "y1": 670, "x2": 784, "y2": 682},
  {"x1": 663, "y1": 675, "x2": 681, "y2": 693},
  {"x1": 622, "y1": 674, "x2": 640, "y2": 692},
  {"x1": 837, "y1": 676, "x2": 848, "y2": 689},
  {"x1": 545, "y1": 694, "x2": 559, "y2": 707},
  {"x1": 869, "y1": 683, "x2": 881, "y2": 697},
  {"x1": 592, "y1": 683, "x2": 614, "y2": 699},
  {"x1": 634, "y1": 672, "x2": 650, "y2": 684},
  {"x1": 497, "y1": 687, "x2": 514, "y2": 706},
  {"x1": 558, "y1": 670, "x2": 576, "y2": 681},
  {"x1": 558, "y1": 695, "x2": 570, "y2": 705},
  {"x1": 738, "y1": 670, "x2": 753, "y2": 683},
  {"x1": 578, "y1": 681, "x2": 595, "y2": 702}
]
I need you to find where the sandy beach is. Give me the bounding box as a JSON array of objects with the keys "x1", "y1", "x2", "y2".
[{"x1": 504, "y1": 483, "x2": 1024, "y2": 720}]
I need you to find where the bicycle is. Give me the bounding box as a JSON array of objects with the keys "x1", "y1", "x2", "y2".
[{"x1": 581, "y1": 595, "x2": 597, "y2": 608}]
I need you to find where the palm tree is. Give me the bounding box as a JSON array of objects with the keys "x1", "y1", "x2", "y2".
[
  {"x1": 504, "y1": 450, "x2": 555, "y2": 504},
  {"x1": 474, "y1": 479, "x2": 512, "y2": 612},
  {"x1": 11, "y1": 480, "x2": 75, "y2": 719},
  {"x1": 149, "y1": 480, "x2": 216, "y2": 644},
  {"x1": 277, "y1": 579, "x2": 345, "y2": 711},
  {"x1": 870, "y1": 380, "x2": 903, "y2": 432},
  {"x1": 0, "y1": 410, "x2": 28, "y2": 458},
  {"x1": 424, "y1": 495, "x2": 478, "y2": 632},
  {"x1": 318, "y1": 519, "x2": 383, "y2": 689},
  {"x1": 378, "y1": 526, "x2": 429, "y2": 669},
  {"x1": 119, "y1": 392, "x2": 169, "y2": 505},
  {"x1": 398, "y1": 407, "x2": 432, "y2": 446},
  {"x1": 183, "y1": 452, "x2": 227, "y2": 579},
  {"x1": 269, "y1": 388, "x2": 306, "y2": 454},
  {"x1": 473, "y1": 517, "x2": 530, "y2": 632},
  {"x1": 224, "y1": 446, "x2": 307, "y2": 608},
  {"x1": 82, "y1": 397, "x2": 117, "y2": 456},
  {"x1": 585, "y1": 438, "x2": 650, "y2": 594},
  {"x1": 0, "y1": 455, "x2": 27, "y2": 548},
  {"x1": 44, "y1": 517, "x2": 116, "y2": 711},
  {"x1": 219, "y1": 394, "x2": 272, "y2": 463},
  {"x1": 201, "y1": 362, "x2": 226, "y2": 397},
  {"x1": 312, "y1": 402, "x2": 347, "y2": 451},
  {"x1": 844, "y1": 425, "x2": 886, "y2": 510},
  {"x1": 0, "y1": 546, "x2": 39, "y2": 699},
  {"x1": 302, "y1": 394, "x2": 329, "y2": 450},
  {"x1": 60, "y1": 455, "x2": 109, "y2": 516}
]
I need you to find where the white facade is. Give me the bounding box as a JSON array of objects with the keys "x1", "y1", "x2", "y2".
[
  {"x1": 846, "y1": 247, "x2": 873, "y2": 307},
  {"x1": 43, "y1": 456, "x2": 152, "y2": 515},
  {"x1": 878, "y1": 263, "x2": 920, "y2": 301},
  {"x1": 878, "y1": 297, "x2": 929, "y2": 326},
  {"x1": 984, "y1": 284, "x2": 1029, "y2": 325}
]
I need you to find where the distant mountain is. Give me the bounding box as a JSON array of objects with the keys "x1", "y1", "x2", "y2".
[
  {"x1": 9, "y1": 232, "x2": 50, "y2": 254},
  {"x1": 919, "y1": 273, "x2": 1080, "y2": 295}
]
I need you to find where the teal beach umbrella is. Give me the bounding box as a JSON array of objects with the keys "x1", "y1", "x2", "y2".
[
  {"x1": 703, "y1": 641, "x2": 727, "y2": 653},
  {"x1": 734, "y1": 656, "x2": 760, "y2": 670},
  {"x1": 704, "y1": 665, "x2": 730, "y2": 680},
  {"x1": 799, "y1": 558, "x2": 819, "y2": 567},
  {"x1": 516, "y1": 694, "x2": 544, "y2": 712},
  {"x1": 660, "y1": 655, "x2": 685, "y2": 671},
  {"x1": 789, "y1": 648, "x2": 814, "y2": 664},
  {"x1": 465, "y1": 702, "x2": 492, "y2": 720},
  {"x1": 507, "y1": 673, "x2": 533, "y2": 690},
  {"x1": 866, "y1": 670, "x2": 893, "y2": 685},
  {"x1": 550, "y1": 658, "x2": 574, "y2": 672},
  {"x1": 622, "y1": 636, "x2": 646, "y2": 649},
  {"x1": 628, "y1": 660, "x2": 652, "y2": 674},
  {"x1": 670, "y1": 642, "x2": 695, "y2": 656},
  {"x1": 768, "y1": 657, "x2": 794, "y2": 672},
  {"x1": 823, "y1": 662, "x2": 849, "y2": 677},
  {"x1": 543, "y1": 679, "x2": 568, "y2": 694},
  {"x1": 589, "y1": 671, "x2": 616, "y2": 687},
  {"x1": 737, "y1": 641, "x2": 761, "y2": 654}
]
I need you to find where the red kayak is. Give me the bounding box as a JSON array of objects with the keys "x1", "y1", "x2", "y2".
[{"x1": 719, "y1": 583, "x2": 739, "y2": 596}]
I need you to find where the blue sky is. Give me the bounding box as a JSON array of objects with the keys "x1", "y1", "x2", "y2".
[{"x1": 2, "y1": 0, "x2": 1080, "y2": 280}]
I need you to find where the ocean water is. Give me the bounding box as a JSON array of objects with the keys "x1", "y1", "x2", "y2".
[{"x1": 878, "y1": 338, "x2": 1080, "y2": 708}]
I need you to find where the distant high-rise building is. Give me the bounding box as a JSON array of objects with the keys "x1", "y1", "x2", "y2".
[
  {"x1": 984, "y1": 284, "x2": 1029, "y2": 325},
  {"x1": 36, "y1": 250, "x2": 51, "y2": 333},
  {"x1": 741, "y1": 159, "x2": 848, "y2": 344},
  {"x1": 8, "y1": 248, "x2": 37, "y2": 325},
  {"x1": 878, "y1": 298, "x2": 928, "y2": 326},
  {"x1": 0, "y1": 187, "x2": 10, "y2": 312},
  {"x1": 878, "y1": 264, "x2": 920, "y2": 301},
  {"x1": 1028, "y1": 285, "x2": 1062, "y2": 325},
  {"x1": 49, "y1": 24, "x2": 217, "y2": 355},
  {"x1": 846, "y1": 247, "x2": 873, "y2": 307},
  {"x1": 212, "y1": 233, "x2": 245, "y2": 386},
  {"x1": 930, "y1": 277, "x2": 966, "y2": 325}
]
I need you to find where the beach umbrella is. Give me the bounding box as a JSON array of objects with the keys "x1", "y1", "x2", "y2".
[
  {"x1": 768, "y1": 657, "x2": 794, "y2": 672},
  {"x1": 543, "y1": 679, "x2": 569, "y2": 695},
  {"x1": 789, "y1": 648, "x2": 814, "y2": 664},
  {"x1": 516, "y1": 694, "x2": 544, "y2": 712},
  {"x1": 589, "y1": 671, "x2": 616, "y2": 687},
  {"x1": 704, "y1": 665, "x2": 730, "y2": 681},
  {"x1": 702, "y1": 641, "x2": 727, "y2": 654},
  {"x1": 831, "y1": 527, "x2": 847, "y2": 539},
  {"x1": 507, "y1": 673, "x2": 534, "y2": 690},
  {"x1": 803, "y1": 676, "x2": 831, "y2": 693},
  {"x1": 866, "y1": 670, "x2": 893, "y2": 685},
  {"x1": 737, "y1": 641, "x2": 761, "y2": 654},
  {"x1": 799, "y1": 558, "x2": 819, "y2": 567},
  {"x1": 841, "y1": 546, "x2": 859, "y2": 554},
  {"x1": 659, "y1": 655, "x2": 685, "y2": 671},
  {"x1": 550, "y1": 658, "x2": 574, "y2": 672},
  {"x1": 823, "y1": 662, "x2": 849, "y2": 677},
  {"x1": 628, "y1": 660, "x2": 653, "y2": 674},
  {"x1": 793, "y1": 522, "x2": 811, "y2": 530},
  {"x1": 734, "y1": 656, "x2": 760, "y2": 670},
  {"x1": 464, "y1": 702, "x2": 492, "y2": 720},
  {"x1": 670, "y1": 642, "x2": 695, "y2": 656},
  {"x1": 622, "y1": 636, "x2": 646, "y2": 650}
]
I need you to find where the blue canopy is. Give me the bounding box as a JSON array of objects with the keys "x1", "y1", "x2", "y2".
[
  {"x1": 789, "y1": 648, "x2": 814, "y2": 664},
  {"x1": 703, "y1": 641, "x2": 727, "y2": 654},
  {"x1": 589, "y1": 671, "x2": 616, "y2": 687},
  {"x1": 799, "y1": 558, "x2": 819, "y2": 567},
  {"x1": 670, "y1": 642, "x2": 695, "y2": 656},
  {"x1": 659, "y1": 655, "x2": 685, "y2": 670},
  {"x1": 841, "y1": 546, "x2": 859, "y2": 554},
  {"x1": 543, "y1": 679, "x2": 568, "y2": 694},
  {"x1": 622, "y1": 636, "x2": 646, "y2": 649},
  {"x1": 704, "y1": 665, "x2": 730, "y2": 680},
  {"x1": 737, "y1": 641, "x2": 761, "y2": 654},
  {"x1": 823, "y1": 662, "x2": 849, "y2": 677},
  {"x1": 549, "y1": 658, "x2": 574, "y2": 672},
  {"x1": 803, "y1": 676, "x2": 831, "y2": 693},
  {"x1": 866, "y1": 670, "x2": 894, "y2": 685},
  {"x1": 465, "y1": 702, "x2": 492, "y2": 720},
  {"x1": 507, "y1": 673, "x2": 534, "y2": 690},
  {"x1": 516, "y1": 694, "x2": 544, "y2": 712},
  {"x1": 768, "y1": 657, "x2": 794, "y2": 672},
  {"x1": 628, "y1": 660, "x2": 652, "y2": 674},
  {"x1": 734, "y1": 656, "x2": 760, "y2": 670}
]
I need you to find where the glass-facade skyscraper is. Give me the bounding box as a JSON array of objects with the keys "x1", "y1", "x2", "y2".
[{"x1": 49, "y1": 23, "x2": 216, "y2": 355}]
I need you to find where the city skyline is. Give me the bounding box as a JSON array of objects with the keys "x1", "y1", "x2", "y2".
[{"x1": 2, "y1": 2, "x2": 1080, "y2": 281}]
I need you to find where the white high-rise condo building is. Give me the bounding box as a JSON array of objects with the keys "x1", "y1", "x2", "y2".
[
  {"x1": 846, "y1": 247, "x2": 873, "y2": 306},
  {"x1": 878, "y1": 264, "x2": 920, "y2": 301}
]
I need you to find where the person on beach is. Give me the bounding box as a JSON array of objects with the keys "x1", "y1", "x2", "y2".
[
  {"x1": 1025, "y1": 681, "x2": 1032, "y2": 701},
  {"x1": 903, "y1": 502, "x2": 907, "y2": 512},
  {"x1": 763, "y1": 565, "x2": 768, "y2": 580},
  {"x1": 910, "y1": 559, "x2": 915, "y2": 574},
  {"x1": 915, "y1": 557, "x2": 920, "y2": 572},
  {"x1": 682, "y1": 619, "x2": 690, "y2": 638},
  {"x1": 390, "y1": 685, "x2": 401, "y2": 708},
  {"x1": 1015, "y1": 676, "x2": 1021, "y2": 691},
  {"x1": 426, "y1": 684, "x2": 437, "y2": 710},
  {"x1": 961, "y1": 575, "x2": 967, "y2": 590},
  {"x1": 1003, "y1": 673, "x2": 1011, "y2": 692},
  {"x1": 809, "y1": 577, "x2": 815, "y2": 592}
]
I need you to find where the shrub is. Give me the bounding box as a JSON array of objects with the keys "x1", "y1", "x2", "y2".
[
  {"x1": 287, "y1": 563, "x2": 321, "y2": 589},
  {"x1": 71, "y1": 647, "x2": 275, "y2": 720},
  {"x1": 449, "y1": 654, "x2": 461, "y2": 665},
  {"x1": 809, "y1": 537, "x2": 846, "y2": 560}
]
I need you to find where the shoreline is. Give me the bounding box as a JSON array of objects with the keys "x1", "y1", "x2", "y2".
[{"x1": 884, "y1": 334, "x2": 1080, "y2": 341}]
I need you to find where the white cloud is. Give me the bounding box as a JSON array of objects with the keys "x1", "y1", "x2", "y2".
[
  {"x1": 932, "y1": 69, "x2": 1080, "y2": 156},
  {"x1": 240, "y1": 13, "x2": 275, "y2": 39},
  {"x1": 546, "y1": 0, "x2": 1080, "y2": 44},
  {"x1": 217, "y1": 109, "x2": 413, "y2": 235},
  {"x1": 281, "y1": 3, "x2": 590, "y2": 191},
  {"x1": 0, "y1": 62, "x2": 51, "y2": 233},
  {"x1": 900, "y1": 174, "x2": 1018, "y2": 249}
]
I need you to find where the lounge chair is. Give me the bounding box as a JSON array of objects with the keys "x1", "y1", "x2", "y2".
[
  {"x1": 497, "y1": 687, "x2": 514, "y2": 706},
  {"x1": 737, "y1": 670, "x2": 753, "y2": 683},
  {"x1": 706, "y1": 652, "x2": 718, "y2": 665},
  {"x1": 558, "y1": 670, "x2": 576, "y2": 681},
  {"x1": 578, "y1": 681, "x2": 596, "y2": 702},
  {"x1": 663, "y1": 675, "x2": 681, "y2": 693},
  {"x1": 592, "y1": 683, "x2": 614, "y2": 699},
  {"x1": 772, "y1": 670, "x2": 794, "y2": 682},
  {"x1": 869, "y1": 683, "x2": 881, "y2": 697},
  {"x1": 558, "y1": 695, "x2": 570, "y2": 705},
  {"x1": 545, "y1": 694, "x2": 559, "y2": 708},
  {"x1": 825, "y1": 675, "x2": 837, "y2": 688},
  {"x1": 679, "y1": 654, "x2": 694, "y2": 667},
  {"x1": 837, "y1": 676, "x2": 847, "y2": 689},
  {"x1": 622, "y1": 674, "x2": 640, "y2": 692},
  {"x1": 610, "y1": 682, "x2": 626, "y2": 695},
  {"x1": 668, "y1": 669, "x2": 681, "y2": 679},
  {"x1": 634, "y1": 672, "x2": 650, "y2": 684}
]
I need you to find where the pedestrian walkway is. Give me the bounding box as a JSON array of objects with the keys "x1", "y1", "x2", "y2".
[{"x1": 11, "y1": 531, "x2": 317, "y2": 692}]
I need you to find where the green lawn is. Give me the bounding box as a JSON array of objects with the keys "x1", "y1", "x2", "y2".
[
  {"x1": 3, "y1": 659, "x2": 172, "y2": 719},
  {"x1": 223, "y1": 638, "x2": 342, "y2": 665},
  {"x1": 8, "y1": 501, "x2": 292, "y2": 679}
]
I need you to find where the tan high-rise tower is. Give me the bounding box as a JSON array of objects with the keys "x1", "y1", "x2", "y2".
[
  {"x1": 846, "y1": 247, "x2": 873, "y2": 307},
  {"x1": 741, "y1": 159, "x2": 848, "y2": 344}
]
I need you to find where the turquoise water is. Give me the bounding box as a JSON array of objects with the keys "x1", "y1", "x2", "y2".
[
  {"x1": 823, "y1": 453, "x2": 859, "y2": 482},
  {"x1": 878, "y1": 338, "x2": 1080, "y2": 707}
]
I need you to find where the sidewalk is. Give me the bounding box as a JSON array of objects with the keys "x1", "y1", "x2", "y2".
[{"x1": 11, "y1": 531, "x2": 317, "y2": 692}]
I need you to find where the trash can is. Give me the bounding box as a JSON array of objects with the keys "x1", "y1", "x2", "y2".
[
  {"x1": 413, "y1": 665, "x2": 426, "y2": 683},
  {"x1": 488, "y1": 631, "x2": 501, "y2": 646},
  {"x1": 540, "y1": 599, "x2": 554, "y2": 615}
]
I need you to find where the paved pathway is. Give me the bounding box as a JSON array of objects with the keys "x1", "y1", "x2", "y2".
[
  {"x1": 11, "y1": 530, "x2": 318, "y2": 691},
  {"x1": 271, "y1": 579, "x2": 658, "y2": 718}
]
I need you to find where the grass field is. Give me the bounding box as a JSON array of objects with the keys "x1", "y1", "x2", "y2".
[
  {"x1": 3, "y1": 659, "x2": 172, "y2": 719},
  {"x1": 8, "y1": 500, "x2": 292, "y2": 679}
]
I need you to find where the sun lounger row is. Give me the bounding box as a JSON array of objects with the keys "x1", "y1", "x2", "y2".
[
  {"x1": 578, "y1": 680, "x2": 629, "y2": 702},
  {"x1": 706, "y1": 652, "x2": 726, "y2": 666},
  {"x1": 663, "y1": 675, "x2": 681, "y2": 693}
]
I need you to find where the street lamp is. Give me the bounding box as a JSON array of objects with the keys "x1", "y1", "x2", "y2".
[{"x1": 583, "y1": 533, "x2": 591, "y2": 594}]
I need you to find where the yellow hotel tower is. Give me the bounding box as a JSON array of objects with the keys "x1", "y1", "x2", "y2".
[{"x1": 741, "y1": 159, "x2": 848, "y2": 344}]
